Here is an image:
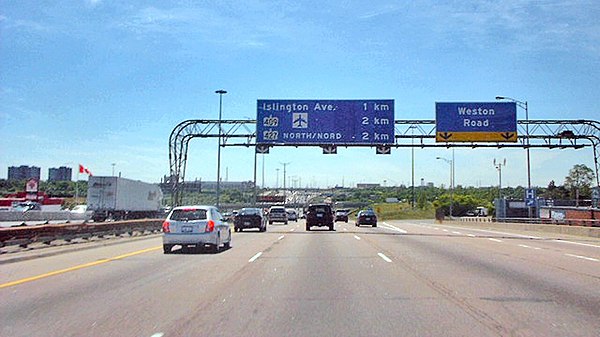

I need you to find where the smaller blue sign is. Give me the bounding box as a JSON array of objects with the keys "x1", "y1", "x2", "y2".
[
  {"x1": 436, "y1": 102, "x2": 517, "y2": 142},
  {"x1": 525, "y1": 188, "x2": 536, "y2": 207}
]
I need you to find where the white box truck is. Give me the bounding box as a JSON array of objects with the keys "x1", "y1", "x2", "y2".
[{"x1": 87, "y1": 176, "x2": 163, "y2": 222}]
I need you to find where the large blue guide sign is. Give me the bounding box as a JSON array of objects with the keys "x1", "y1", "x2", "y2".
[
  {"x1": 257, "y1": 100, "x2": 395, "y2": 145},
  {"x1": 436, "y1": 102, "x2": 517, "y2": 142}
]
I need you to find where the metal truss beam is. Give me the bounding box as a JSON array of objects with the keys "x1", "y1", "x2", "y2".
[{"x1": 168, "y1": 119, "x2": 600, "y2": 205}]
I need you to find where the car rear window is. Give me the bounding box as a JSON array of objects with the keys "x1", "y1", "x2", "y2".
[
  {"x1": 240, "y1": 208, "x2": 260, "y2": 215},
  {"x1": 270, "y1": 208, "x2": 285, "y2": 213},
  {"x1": 170, "y1": 209, "x2": 207, "y2": 221},
  {"x1": 309, "y1": 205, "x2": 331, "y2": 213}
]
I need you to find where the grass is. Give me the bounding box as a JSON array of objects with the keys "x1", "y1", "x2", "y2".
[{"x1": 369, "y1": 202, "x2": 435, "y2": 220}]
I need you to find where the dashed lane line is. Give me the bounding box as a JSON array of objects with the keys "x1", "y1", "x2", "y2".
[
  {"x1": 354, "y1": 235, "x2": 361, "y2": 241},
  {"x1": 378, "y1": 253, "x2": 393, "y2": 263},
  {"x1": 248, "y1": 252, "x2": 263, "y2": 263},
  {"x1": 565, "y1": 253, "x2": 599, "y2": 262},
  {"x1": 488, "y1": 238, "x2": 503, "y2": 243}
]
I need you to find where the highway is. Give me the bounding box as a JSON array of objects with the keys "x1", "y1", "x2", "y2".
[{"x1": 1, "y1": 220, "x2": 599, "y2": 337}]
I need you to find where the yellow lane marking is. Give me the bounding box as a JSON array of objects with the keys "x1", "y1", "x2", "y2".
[{"x1": 0, "y1": 246, "x2": 162, "y2": 289}]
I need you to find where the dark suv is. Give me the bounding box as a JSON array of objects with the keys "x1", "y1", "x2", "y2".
[{"x1": 305, "y1": 204, "x2": 334, "y2": 231}]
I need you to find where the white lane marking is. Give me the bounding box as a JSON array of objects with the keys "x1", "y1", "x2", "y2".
[
  {"x1": 151, "y1": 333, "x2": 164, "y2": 337},
  {"x1": 413, "y1": 223, "x2": 542, "y2": 240},
  {"x1": 565, "y1": 253, "x2": 599, "y2": 262},
  {"x1": 378, "y1": 253, "x2": 393, "y2": 263},
  {"x1": 488, "y1": 238, "x2": 503, "y2": 243},
  {"x1": 433, "y1": 228, "x2": 440, "y2": 230},
  {"x1": 354, "y1": 235, "x2": 361, "y2": 240},
  {"x1": 442, "y1": 229, "x2": 449, "y2": 232},
  {"x1": 467, "y1": 234, "x2": 476, "y2": 237},
  {"x1": 552, "y1": 240, "x2": 600, "y2": 249},
  {"x1": 518, "y1": 244, "x2": 540, "y2": 250},
  {"x1": 290, "y1": 228, "x2": 295, "y2": 232},
  {"x1": 343, "y1": 228, "x2": 348, "y2": 231},
  {"x1": 381, "y1": 222, "x2": 408, "y2": 233},
  {"x1": 277, "y1": 235, "x2": 285, "y2": 240},
  {"x1": 452, "y1": 231, "x2": 462, "y2": 234},
  {"x1": 248, "y1": 252, "x2": 263, "y2": 262}
]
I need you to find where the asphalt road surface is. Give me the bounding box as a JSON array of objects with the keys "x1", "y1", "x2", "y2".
[{"x1": 1, "y1": 220, "x2": 599, "y2": 337}]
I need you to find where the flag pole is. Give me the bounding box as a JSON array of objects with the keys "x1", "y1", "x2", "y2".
[{"x1": 75, "y1": 170, "x2": 79, "y2": 203}]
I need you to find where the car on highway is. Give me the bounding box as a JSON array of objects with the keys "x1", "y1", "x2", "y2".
[
  {"x1": 162, "y1": 205, "x2": 231, "y2": 254},
  {"x1": 11, "y1": 201, "x2": 42, "y2": 212},
  {"x1": 268, "y1": 206, "x2": 288, "y2": 224},
  {"x1": 334, "y1": 209, "x2": 349, "y2": 223},
  {"x1": 355, "y1": 209, "x2": 377, "y2": 227},
  {"x1": 234, "y1": 207, "x2": 267, "y2": 232},
  {"x1": 286, "y1": 209, "x2": 298, "y2": 222},
  {"x1": 305, "y1": 203, "x2": 334, "y2": 231}
]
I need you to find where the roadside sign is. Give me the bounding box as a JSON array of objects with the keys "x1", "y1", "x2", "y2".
[
  {"x1": 436, "y1": 102, "x2": 517, "y2": 142},
  {"x1": 256, "y1": 100, "x2": 395, "y2": 145},
  {"x1": 592, "y1": 187, "x2": 600, "y2": 208},
  {"x1": 525, "y1": 188, "x2": 536, "y2": 207}
]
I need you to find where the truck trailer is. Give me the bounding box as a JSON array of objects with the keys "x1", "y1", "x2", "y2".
[{"x1": 87, "y1": 176, "x2": 163, "y2": 222}]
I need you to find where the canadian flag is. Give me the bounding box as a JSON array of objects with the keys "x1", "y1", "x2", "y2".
[{"x1": 79, "y1": 164, "x2": 93, "y2": 176}]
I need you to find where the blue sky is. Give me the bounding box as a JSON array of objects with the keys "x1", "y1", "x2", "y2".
[{"x1": 1, "y1": 0, "x2": 599, "y2": 189}]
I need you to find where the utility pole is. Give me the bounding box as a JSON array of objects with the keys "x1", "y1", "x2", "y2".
[{"x1": 494, "y1": 158, "x2": 507, "y2": 200}]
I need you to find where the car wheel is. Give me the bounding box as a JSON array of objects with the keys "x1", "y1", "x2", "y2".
[
  {"x1": 269, "y1": 221, "x2": 273, "y2": 225},
  {"x1": 212, "y1": 235, "x2": 221, "y2": 253},
  {"x1": 285, "y1": 221, "x2": 288, "y2": 225},
  {"x1": 329, "y1": 225, "x2": 334, "y2": 231},
  {"x1": 163, "y1": 244, "x2": 172, "y2": 254},
  {"x1": 345, "y1": 220, "x2": 348, "y2": 223},
  {"x1": 306, "y1": 225, "x2": 310, "y2": 231},
  {"x1": 372, "y1": 224, "x2": 377, "y2": 228}
]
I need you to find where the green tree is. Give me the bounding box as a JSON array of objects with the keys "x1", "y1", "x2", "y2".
[{"x1": 564, "y1": 164, "x2": 594, "y2": 204}]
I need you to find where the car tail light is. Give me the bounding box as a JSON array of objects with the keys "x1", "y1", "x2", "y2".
[
  {"x1": 205, "y1": 220, "x2": 215, "y2": 232},
  {"x1": 162, "y1": 221, "x2": 170, "y2": 233}
]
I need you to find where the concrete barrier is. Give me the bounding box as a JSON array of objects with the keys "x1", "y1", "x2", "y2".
[
  {"x1": 0, "y1": 211, "x2": 91, "y2": 223},
  {"x1": 0, "y1": 219, "x2": 163, "y2": 249}
]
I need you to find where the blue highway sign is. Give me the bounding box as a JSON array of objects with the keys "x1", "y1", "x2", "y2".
[
  {"x1": 257, "y1": 100, "x2": 395, "y2": 145},
  {"x1": 525, "y1": 188, "x2": 536, "y2": 207},
  {"x1": 436, "y1": 102, "x2": 517, "y2": 142}
]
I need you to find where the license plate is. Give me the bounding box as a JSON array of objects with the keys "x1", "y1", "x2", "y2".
[
  {"x1": 182, "y1": 226, "x2": 193, "y2": 233},
  {"x1": 244, "y1": 222, "x2": 250, "y2": 226},
  {"x1": 365, "y1": 217, "x2": 371, "y2": 221},
  {"x1": 317, "y1": 214, "x2": 323, "y2": 217}
]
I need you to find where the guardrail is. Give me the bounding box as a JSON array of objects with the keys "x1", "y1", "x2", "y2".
[{"x1": 0, "y1": 219, "x2": 163, "y2": 249}]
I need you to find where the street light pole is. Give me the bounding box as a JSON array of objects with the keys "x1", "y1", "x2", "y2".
[
  {"x1": 496, "y1": 96, "x2": 530, "y2": 188},
  {"x1": 215, "y1": 89, "x2": 227, "y2": 208},
  {"x1": 436, "y1": 156, "x2": 453, "y2": 217},
  {"x1": 409, "y1": 125, "x2": 416, "y2": 208},
  {"x1": 496, "y1": 96, "x2": 531, "y2": 218},
  {"x1": 281, "y1": 162, "x2": 290, "y2": 205}
]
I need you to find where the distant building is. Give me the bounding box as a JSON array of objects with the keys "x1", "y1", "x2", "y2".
[
  {"x1": 7, "y1": 165, "x2": 41, "y2": 181},
  {"x1": 48, "y1": 166, "x2": 72, "y2": 181},
  {"x1": 159, "y1": 177, "x2": 254, "y2": 194},
  {"x1": 356, "y1": 183, "x2": 380, "y2": 189}
]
